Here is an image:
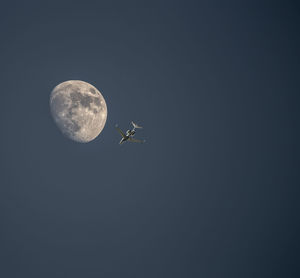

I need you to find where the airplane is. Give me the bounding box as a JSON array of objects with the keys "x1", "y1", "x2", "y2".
[{"x1": 115, "y1": 121, "x2": 145, "y2": 145}]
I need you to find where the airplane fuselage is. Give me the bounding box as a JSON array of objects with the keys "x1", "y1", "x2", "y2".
[
  {"x1": 116, "y1": 122, "x2": 144, "y2": 144},
  {"x1": 119, "y1": 129, "x2": 135, "y2": 144}
]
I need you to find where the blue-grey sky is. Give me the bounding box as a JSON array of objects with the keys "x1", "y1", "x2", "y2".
[{"x1": 0, "y1": 1, "x2": 299, "y2": 277}]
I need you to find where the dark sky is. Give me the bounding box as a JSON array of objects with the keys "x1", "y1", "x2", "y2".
[{"x1": 0, "y1": 1, "x2": 299, "y2": 277}]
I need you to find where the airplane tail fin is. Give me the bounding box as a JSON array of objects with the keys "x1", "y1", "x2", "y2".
[{"x1": 131, "y1": 121, "x2": 143, "y2": 129}]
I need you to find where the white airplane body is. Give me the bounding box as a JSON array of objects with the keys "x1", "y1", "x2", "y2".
[{"x1": 115, "y1": 121, "x2": 145, "y2": 144}]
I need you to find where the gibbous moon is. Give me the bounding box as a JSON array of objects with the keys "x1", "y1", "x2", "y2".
[{"x1": 50, "y1": 80, "x2": 107, "y2": 143}]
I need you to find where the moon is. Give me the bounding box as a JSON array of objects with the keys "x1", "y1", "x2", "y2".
[{"x1": 50, "y1": 80, "x2": 107, "y2": 143}]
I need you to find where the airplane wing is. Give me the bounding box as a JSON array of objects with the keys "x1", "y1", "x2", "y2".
[
  {"x1": 129, "y1": 137, "x2": 145, "y2": 143},
  {"x1": 115, "y1": 126, "x2": 126, "y2": 138}
]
